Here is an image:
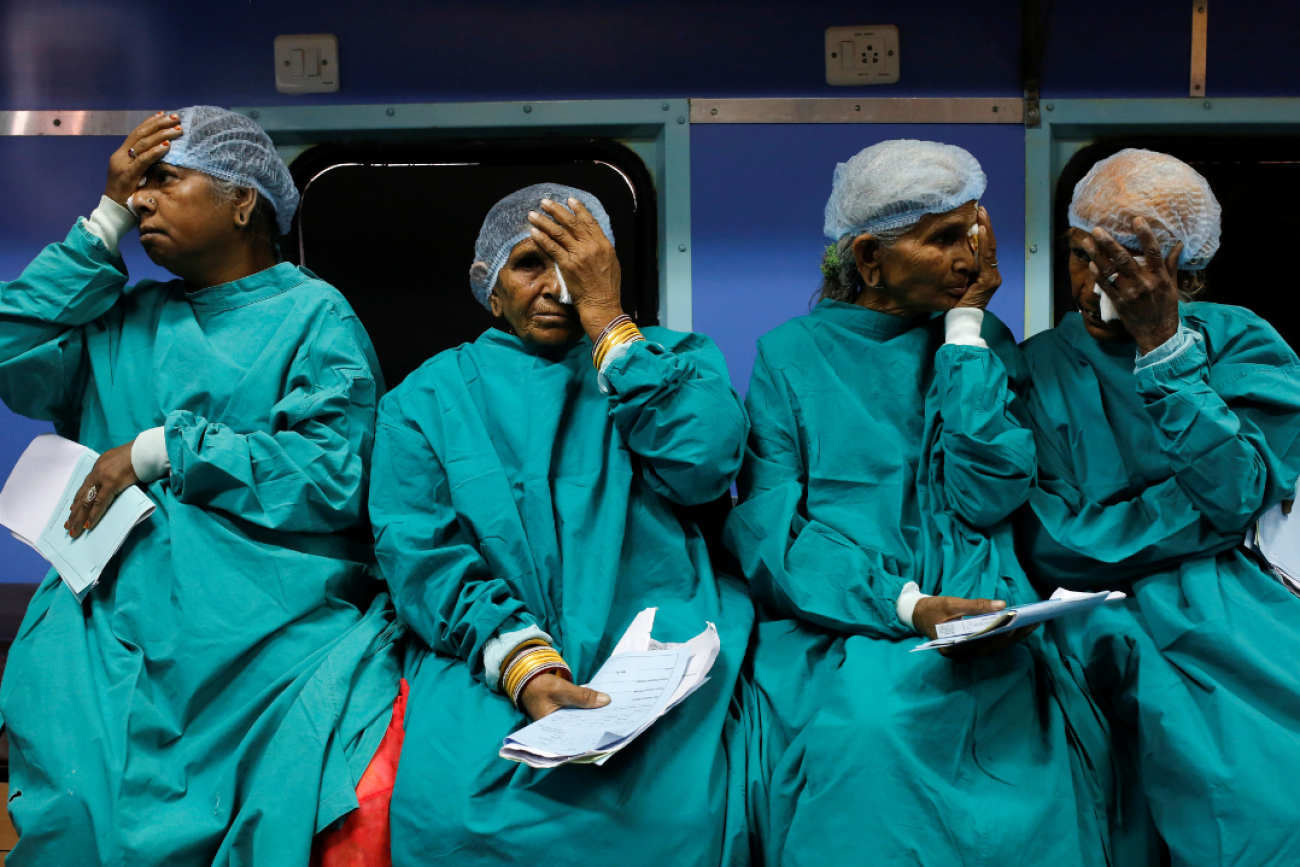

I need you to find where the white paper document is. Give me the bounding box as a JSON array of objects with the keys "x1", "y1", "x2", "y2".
[
  {"x1": 0, "y1": 434, "x2": 155, "y2": 599},
  {"x1": 500, "y1": 608, "x2": 720, "y2": 768},
  {"x1": 1251, "y1": 497, "x2": 1300, "y2": 597},
  {"x1": 912, "y1": 588, "x2": 1126, "y2": 652}
]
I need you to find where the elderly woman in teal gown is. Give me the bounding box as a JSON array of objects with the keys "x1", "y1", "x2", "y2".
[
  {"x1": 723, "y1": 140, "x2": 1109, "y2": 867},
  {"x1": 369, "y1": 184, "x2": 753, "y2": 867},
  {"x1": 1017, "y1": 148, "x2": 1300, "y2": 867},
  {"x1": 0, "y1": 108, "x2": 402, "y2": 866}
]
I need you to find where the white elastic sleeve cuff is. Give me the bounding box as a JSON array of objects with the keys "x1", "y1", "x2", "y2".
[
  {"x1": 596, "y1": 339, "x2": 638, "y2": 395},
  {"x1": 483, "y1": 624, "x2": 553, "y2": 692},
  {"x1": 131, "y1": 427, "x2": 171, "y2": 484},
  {"x1": 896, "y1": 581, "x2": 930, "y2": 631},
  {"x1": 944, "y1": 307, "x2": 987, "y2": 348},
  {"x1": 83, "y1": 195, "x2": 137, "y2": 255}
]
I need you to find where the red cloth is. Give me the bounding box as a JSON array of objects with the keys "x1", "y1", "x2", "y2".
[{"x1": 311, "y1": 678, "x2": 408, "y2": 867}]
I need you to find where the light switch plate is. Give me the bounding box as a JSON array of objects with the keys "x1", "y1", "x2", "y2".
[
  {"x1": 274, "y1": 34, "x2": 339, "y2": 94},
  {"x1": 825, "y1": 25, "x2": 899, "y2": 86}
]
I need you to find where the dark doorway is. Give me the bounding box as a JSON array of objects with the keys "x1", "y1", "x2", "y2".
[
  {"x1": 1055, "y1": 137, "x2": 1300, "y2": 350},
  {"x1": 286, "y1": 139, "x2": 657, "y2": 389}
]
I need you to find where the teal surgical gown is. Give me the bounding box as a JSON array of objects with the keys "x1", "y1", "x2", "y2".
[
  {"x1": 368, "y1": 327, "x2": 754, "y2": 867},
  {"x1": 1018, "y1": 304, "x2": 1300, "y2": 867},
  {"x1": 0, "y1": 219, "x2": 403, "y2": 866},
  {"x1": 724, "y1": 300, "x2": 1110, "y2": 867}
]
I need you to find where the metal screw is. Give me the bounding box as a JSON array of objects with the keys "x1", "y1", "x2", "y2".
[
  {"x1": 677, "y1": 116, "x2": 685, "y2": 124},
  {"x1": 322, "y1": 59, "x2": 329, "y2": 66},
  {"x1": 1204, "y1": 101, "x2": 1212, "y2": 109},
  {"x1": 1029, "y1": 108, "x2": 1038, "y2": 117},
  {"x1": 855, "y1": 104, "x2": 861, "y2": 111},
  {"x1": 1198, "y1": 6, "x2": 1204, "y2": 12},
  {"x1": 992, "y1": 105, "x2": 999, "y2": 113},
  {"x1": 710, "y1": 108, "x2": 718, "y2": 116},
  {"x1": 1046, "y1": 103, "x2": 1054, "y2": 111},
  {"x1": 1030, "y1": 245, "x2": 1039, "y2": 253},
  {"x1": 283, "y1": 60, "x2": 290, "y2": 67},
  {"x1": 249, "y1": 110, "x2": 259, "y2": 119},
  {"x1": 661, "y1": 103, "x2": 669, "y2": 111},
  {"x1": 678, "y1": 244, "x2": 687, "y2": 252},
  {"x1": 523, "y1": 105, "x2": 532, "y2": 113},
  {"x1": 52, "y1": 118, "x2": 61, "y2": 126},
  {"x1": 386, "y1": 107, "x2": 395, "y2": 116}
]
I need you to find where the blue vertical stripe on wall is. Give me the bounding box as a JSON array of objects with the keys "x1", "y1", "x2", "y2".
[{"x1": 691, "y1": 123, "x2": 1026, "y2": 396}]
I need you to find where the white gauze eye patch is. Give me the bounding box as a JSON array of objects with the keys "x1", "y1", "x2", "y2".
[
  {"x1": 554, "y1": 264, "x2": 573, "y2": 305},
  {"x1": 1093, "y1": 255, "x2": 1144, "y2": 322}
]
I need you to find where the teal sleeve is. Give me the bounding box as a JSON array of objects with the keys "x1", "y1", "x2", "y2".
[
  {"x1": 0, "y1": 220, "x2": 128, "y2": 425},
  {"x1": 1135, "y1": 332, "x2": 1300, "y2": 534},
  {"x1": 1021, "y1": 381, "x2": 1241, "y2": 587},
  {"x1": 164, "y1": 317, "x2": 378, "y2": 533},
  {"x1": 724, "y1": 348, "x2": 909, "y2": 639},
  {"x1": 368, "y1": 413, "x2": 534, "y2": 671},
  {"x1": 932, "y1": 344, "x2": 1036, "y2": 528},
  {"x1": 603, "y1": 333, "x2": 748, "y2": 506}
]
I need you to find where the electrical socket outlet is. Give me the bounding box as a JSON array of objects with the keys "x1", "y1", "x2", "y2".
[{"x1": 825, "y1": 25, "x2": 899, "y2": 86}]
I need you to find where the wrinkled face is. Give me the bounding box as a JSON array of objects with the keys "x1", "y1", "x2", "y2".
[
  {"x1": 489, "y1": 237, "x2": 583, "y2": 347},
  {"x1": 133, "y1": 164, "x2": 246, "y2": 275},
  {"x1": 1066, "y1": 227, "x2": 1132, "y2": 342},
  {"x1": 858, "y1": 200, "x2": 981, "y2": 315}
]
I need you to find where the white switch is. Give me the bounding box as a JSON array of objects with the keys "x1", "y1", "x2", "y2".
[
  {"x1": 275, "y1": 34, "x2": 339, "y2": 94},
  {"x1": 825, "y1": 25, "x2": 900, "y2": 86}
]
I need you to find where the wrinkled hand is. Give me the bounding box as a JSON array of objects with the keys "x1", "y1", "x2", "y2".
[
  {"x1": 65, "y1": 443, "x2": 138, "y2": 540},
  {"x1": 104, "y1": 113, "x2": 184, "y2": 208},
  {"x1": 912, "y1": 595, "x2": 1037, "y2": 660},
  {"x1": 518, "y1": 672, "x2": 611, "y2": 722},
  {"x1": 527, "y1": 197, "x2": 624, "y2": 339},
  {"x1": 956, "y1": 206, "x2": 1001, "y2": 309},
  {"x1": 1080, "y1": 219, "x2": 1183, "y2": 354}
]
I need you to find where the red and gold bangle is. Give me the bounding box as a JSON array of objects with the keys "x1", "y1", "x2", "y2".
[
  {"x1": 502, "y1": 645, "x2": 573, "y2": 707},
  {"x1": 497, "y1": 639, "x2": 552, "y2": 691},
  {"x1": 593, "y1": 322, "x2": 645, "y2": 370}
]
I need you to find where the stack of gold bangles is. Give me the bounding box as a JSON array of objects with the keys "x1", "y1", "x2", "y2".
[
  {"x1": 501, "y1": 639, "x2": 573, "y2": 707},
  {"x1": 592, "y1": 314, "x2": 645, "y2": 371}
]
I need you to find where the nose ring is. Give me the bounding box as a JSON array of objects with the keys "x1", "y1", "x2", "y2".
[{"x1": 147, "y1": 198, "x2": 156, "y2": 206}]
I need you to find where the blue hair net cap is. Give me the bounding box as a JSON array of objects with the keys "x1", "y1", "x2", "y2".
[
  {"x1": 1068, "y1": 148, "x2": 1221, "y2": 271},
  {"x1": 823, "y1": 140, "x2": 987, "y2": 241},
  {"x1": 470, "y1": 183, "x2": 615, "y2": 309},
  {"x1": 162, "y1": 106, "x2": 299, "y2": 236}
]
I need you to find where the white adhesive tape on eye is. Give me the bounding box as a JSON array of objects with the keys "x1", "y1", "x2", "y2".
[{"x1": 555, "y1": 264, "x2": 573, "y2": 305}]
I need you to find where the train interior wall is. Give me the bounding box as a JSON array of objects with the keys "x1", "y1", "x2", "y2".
[{"x1": 1, "y1": 0, "x2": 1297, "y2": 583}]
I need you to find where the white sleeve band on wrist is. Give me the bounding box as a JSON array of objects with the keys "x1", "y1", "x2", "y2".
[
  {"x1": 130, "y1": 427, "x2": 171, "y2": 484},
  {"x1": 896, "y1": 581, "x2": 930, "y2": 630},
  {"x1": 84, "y1": 195, "x2": 138, "y2": 255},
  {"x1": 483, "y1": 624, "x2": 553, "y2": 691},
  {"x1": 944, "y1": 307, "x2": 987, "y2": 347}
]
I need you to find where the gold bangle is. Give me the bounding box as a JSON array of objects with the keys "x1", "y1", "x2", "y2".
[
  {"x1": 593, "y1": 324, "x2": 643, "y2": 370},
  {"x1": 502, "y1": 647, "x2": 563, "y2": 697},
  {"x1": 504, "y1": 649, "x2": 569, "y2": 702},
  {"x1": 497, "y1": 638, "x2": 551, "y2": 689},
  {"x1": 501, "y1": 646, "x2": 555, "y2": 693}
]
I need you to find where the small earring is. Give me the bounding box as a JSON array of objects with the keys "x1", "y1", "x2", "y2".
[{"x1": 237, "y1": 215, "x2": 247, "y2": 226}]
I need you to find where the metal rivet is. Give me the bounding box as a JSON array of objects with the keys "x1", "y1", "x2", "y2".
[
  {"x1": 1046, "y1": 103, "x2": 1055, "y2": 111},
  {"x1": 523, "y1": 105, "x2": 533, "y2": 113},
  {"x1": 249, "y1": 110, "x2": 259, "y2": 119},
  {"x1": 677, "y1": 116, "x2": 685, "y2": 124},
  {"x1": 854, "y1": 104, "x2": 861, "y2": 111},
  {"x1": 52, "y1": 118, "x2": 61, "y2": 126},
  {"x1": 661, "y1": 103, "x2": 670, "y2": 111},
  {"x1": 678, "y1": 244, "x2": 687, "y2": 252},
  {"x1": 710, "y1": 108, "x2": 718, "y2": 116},
  {"x1": 283, "y1": 60, "x2": 290, "y2": 67},
  {"x1": 1029, "y1": 245, "x2": 1039, "y2": 253},
  {"x1": 1204, "y1": 101, "x2": 1212, "y2": 109},
  {"x1": 386, "y1": 107, "x2": 395, "y2": 116},
  {"x1": 992, "y1": 105, "x2": 999, "y2": 113},
  {"x1": 1029, "y1": 109, "x2": 1038, "y2": 117}
]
